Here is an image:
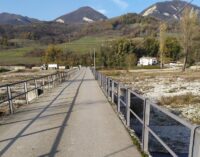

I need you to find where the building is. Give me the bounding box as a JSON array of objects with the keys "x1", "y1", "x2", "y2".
[
  {"x1": 138, "y1": 57, "x2": 158, "y2": 66},
  {"x1": 48, "y1": 64, "x2": 58, "y2": 69}
]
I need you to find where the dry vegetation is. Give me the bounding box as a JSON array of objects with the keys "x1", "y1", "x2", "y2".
[
  {"x1": 0, "y1": 69, "x2": 56, "y2": 85},
  {"x1": 103, "y1": 68, "x2": 200, "y2": 124}
]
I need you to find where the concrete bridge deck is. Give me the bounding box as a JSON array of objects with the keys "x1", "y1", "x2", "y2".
[{"x1": 0, "y1": 68, "x2": 140, "y2": 157}]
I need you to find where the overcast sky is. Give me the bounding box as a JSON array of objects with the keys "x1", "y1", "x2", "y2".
[{"x1": 0, "y1": 0, "x2": 199, "y2": 20}]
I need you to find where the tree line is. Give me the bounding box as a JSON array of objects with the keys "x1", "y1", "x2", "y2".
[
  {"x1": 39, "y1": 7, "x2": 200, "y2": 70},
  {"x1": 97, "y1": 36, "x2": 181, "y2": 69},
  {"x1": 99, "y1": 7, "x2": 200, "y2": 70},
  {"x1": 42, "y1": 45, "x2": 93, "y2": 67}
]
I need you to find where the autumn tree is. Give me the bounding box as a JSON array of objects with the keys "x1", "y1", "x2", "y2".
[
  {"x1": 159, "y1": 22, "x2": 167, "y2": 68},
  {"x1": 125, "y1": 53, "x2": 137, "y2": 70},
  {"x1": 43, "y1": 45, "x2": 63, "y2": 64},
  {"x1": 193, "y1": 25, "x2": 200, "y2": 65}
]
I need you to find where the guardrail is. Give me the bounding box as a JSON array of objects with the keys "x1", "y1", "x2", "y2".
[
  {"x1": 0, "y1": 68, "x2": 78, "y2": 114},
  {"x1": 91, "y1": 68, "x2": 200, "y2": 157}
]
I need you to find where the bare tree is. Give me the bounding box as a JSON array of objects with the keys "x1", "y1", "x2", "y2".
[{"x1": 180, "y1": 7, "x2": 198, "y2": 71}]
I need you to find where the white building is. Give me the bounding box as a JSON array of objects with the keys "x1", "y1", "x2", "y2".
[
  {"x1": 138, "y1": 57, "x2": 158, "y2": 66},
  {"x1": 48, "y1": 64, "x2": 58, "y2": 69}
]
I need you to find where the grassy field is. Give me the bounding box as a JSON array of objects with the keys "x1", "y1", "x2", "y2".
[
  {"x1": 0, "y1": 36, "x2": 117, "y2": 65},
  {"x1": 57, "y1": 36, "x2": 116, "y2": 53},
  {"x1": 0, "y1": 46, "x2": 42, "y2": 65}
]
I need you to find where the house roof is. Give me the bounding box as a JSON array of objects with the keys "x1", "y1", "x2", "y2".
[{"x1": 140, "y1": 57, "x2": 157, "y2": 59}]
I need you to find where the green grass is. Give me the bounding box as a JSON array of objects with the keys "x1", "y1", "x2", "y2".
[
  {"x1": 133, "y1": 65, "x2": 161, "y2": 70},
  {"x1": 0, "y1": 35, "x2": 118, "y2": 65},
  {"x1": 0, "y1": 46, "x2": 43, "y2": 65},
  {"x1": 9, "y1": 39, "x2": 39, "y2": 47},
  {"x1": 58, "y1": 36, "x2": 118, "y2": 54}
]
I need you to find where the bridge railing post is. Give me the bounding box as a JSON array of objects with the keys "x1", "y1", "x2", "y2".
[
  {"x1": 143, "y1": 99, "x2": 150, "y2": 153},
  {"x1": 7, "y1": 85, "x2": 14, "y2": 114},
  {"x1": 108, "y1": 78, "x2": 110, "y2": 97},
  {"x1": 99, "y1": 73, "x2": 101, "y2": 87},
  {"x1": 104, "y1": 76, "x2": 106, "y2": 92},
  {"x1": 101, "y1": 74, "x2": 103, "y2": 87},
  {"x1": 51, "y1": 75, "x2": 54, "y2": 87},
  {"x1": 34, "y1": 79, "x2": 38, "y2": 98},
  {"x1": 98, "y1": 72, "x2": 100, "y2": 85},
  {"x1": 42, "y1": 78, "x2": 45, "y2": 91},
  {"x1": 60, "y1": 73, "x2": 62, "y2": 83},
  {"x1": 117, "y1": 83, "x2": 121, "y2": 113},
  {"x1": 102, "y1": 75, "x2": 105, "y2": 92},
  {"x1": 105, "y1": 77, "x2": 108, "y2": 96},
  {"x1": 24, "y1": 81, "x2": 28, "y2": 104},
  {"x1": 111, "y1": 80, "x2": 114, "y2": 103},
  {"x1": 126, "y1": 88, "x2": 131, "y2": 127},
  {"x1": 188, "y1": 125, "x2": 200, "y2": 157},
  {"x1": 48, "y1": 76, "x2": 50, "y2": 89}
]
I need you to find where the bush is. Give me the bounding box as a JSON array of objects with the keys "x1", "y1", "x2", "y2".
[{"x1": 0, "y1": 68, "x2": 10, "y2": 73}]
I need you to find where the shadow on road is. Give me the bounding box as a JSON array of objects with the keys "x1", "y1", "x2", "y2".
[{"x1": 0, "y1": 70, "x2": 84, "y2": 156}]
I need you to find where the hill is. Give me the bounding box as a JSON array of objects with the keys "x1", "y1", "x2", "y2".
[
  {"x1": 55, "y1": 6, "x2": 108, "y2": 24},
  {"x1": 0, "y1": 12, "x2": 40, "y2": 25},
  {"x1": 141, "y1": 0, "x2": 200, "y2": 21}
]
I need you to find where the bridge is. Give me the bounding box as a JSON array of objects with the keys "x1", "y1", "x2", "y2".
[
  {"x1": 0, "y1": 68, "x2": 140, "y2": 157},
  {"x1": 0, "y1": 67, "x2": 200, "y2": 157}
]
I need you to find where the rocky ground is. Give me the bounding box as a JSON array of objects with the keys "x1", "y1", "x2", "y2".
[
  {"x1": 0, "y1": 69, "x2": 57, "y2": 85},
  {"x1": 103, "y1": 68, "x2": 200, "y2": 124}
]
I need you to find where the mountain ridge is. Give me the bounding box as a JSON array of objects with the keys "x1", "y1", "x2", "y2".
[
  {"x1": 54, "y1": 6, "x2": 108, "y2": 24},
  {"x1": 141, "y1": 0, "x2": 200, "y2": 21},
  {"x1": 0, "y1": 12, "x2": 41, "y2": 25}
]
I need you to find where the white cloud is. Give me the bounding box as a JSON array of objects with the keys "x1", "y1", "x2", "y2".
[
  {"x1": 111, "y1": 0, "x2": 128, "y2": 9},
  {"x1": 97, "y1": 9, "x2": 107, "y2": 15}
]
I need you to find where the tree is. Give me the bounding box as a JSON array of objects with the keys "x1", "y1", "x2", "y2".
[
  {"x1": 125, "y1": 53, "x2": 137, "y2": 70},
  {"x1": 143, "y1": 37, "x2": 159, "y2": 57},
  {"x1": 43, "y1": 45, "x2": 63, "y2": 64},
  {"x1": 165, "y1": 37, "x2": 181, "y2": 62},
  {"x1": 0, "y1": 36, "x2": 8, "y2": 48},
  {"x1": 159, "y1": 22, "x2": 167, "y2": 68},
  {"x1": 180, "y1": 7, "x2": 198, "y2": 71}
]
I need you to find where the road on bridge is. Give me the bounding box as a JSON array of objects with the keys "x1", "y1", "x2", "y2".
[{"x1": 0, "y1": 68, "x2": 140, "y2": 157}]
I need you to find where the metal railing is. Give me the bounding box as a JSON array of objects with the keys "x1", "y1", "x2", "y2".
[
  {"x1": 0, "y1": 68, "x2": 78, "y2": 114},
  {"x1": 92, "y1": 68, "x2": 200, "y2": 157}
]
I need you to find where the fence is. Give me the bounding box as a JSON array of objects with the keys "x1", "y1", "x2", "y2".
[
  {"x1": 0, "y1": 68, "x2": 78, "y2": 114},
  {"x1": 92, "y1": 68, "x2": 200, "y2": 157}
]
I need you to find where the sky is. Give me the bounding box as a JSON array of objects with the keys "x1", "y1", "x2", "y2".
[{"x1": 0, "y1": 0, "x2": 199, "y2": 21}]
